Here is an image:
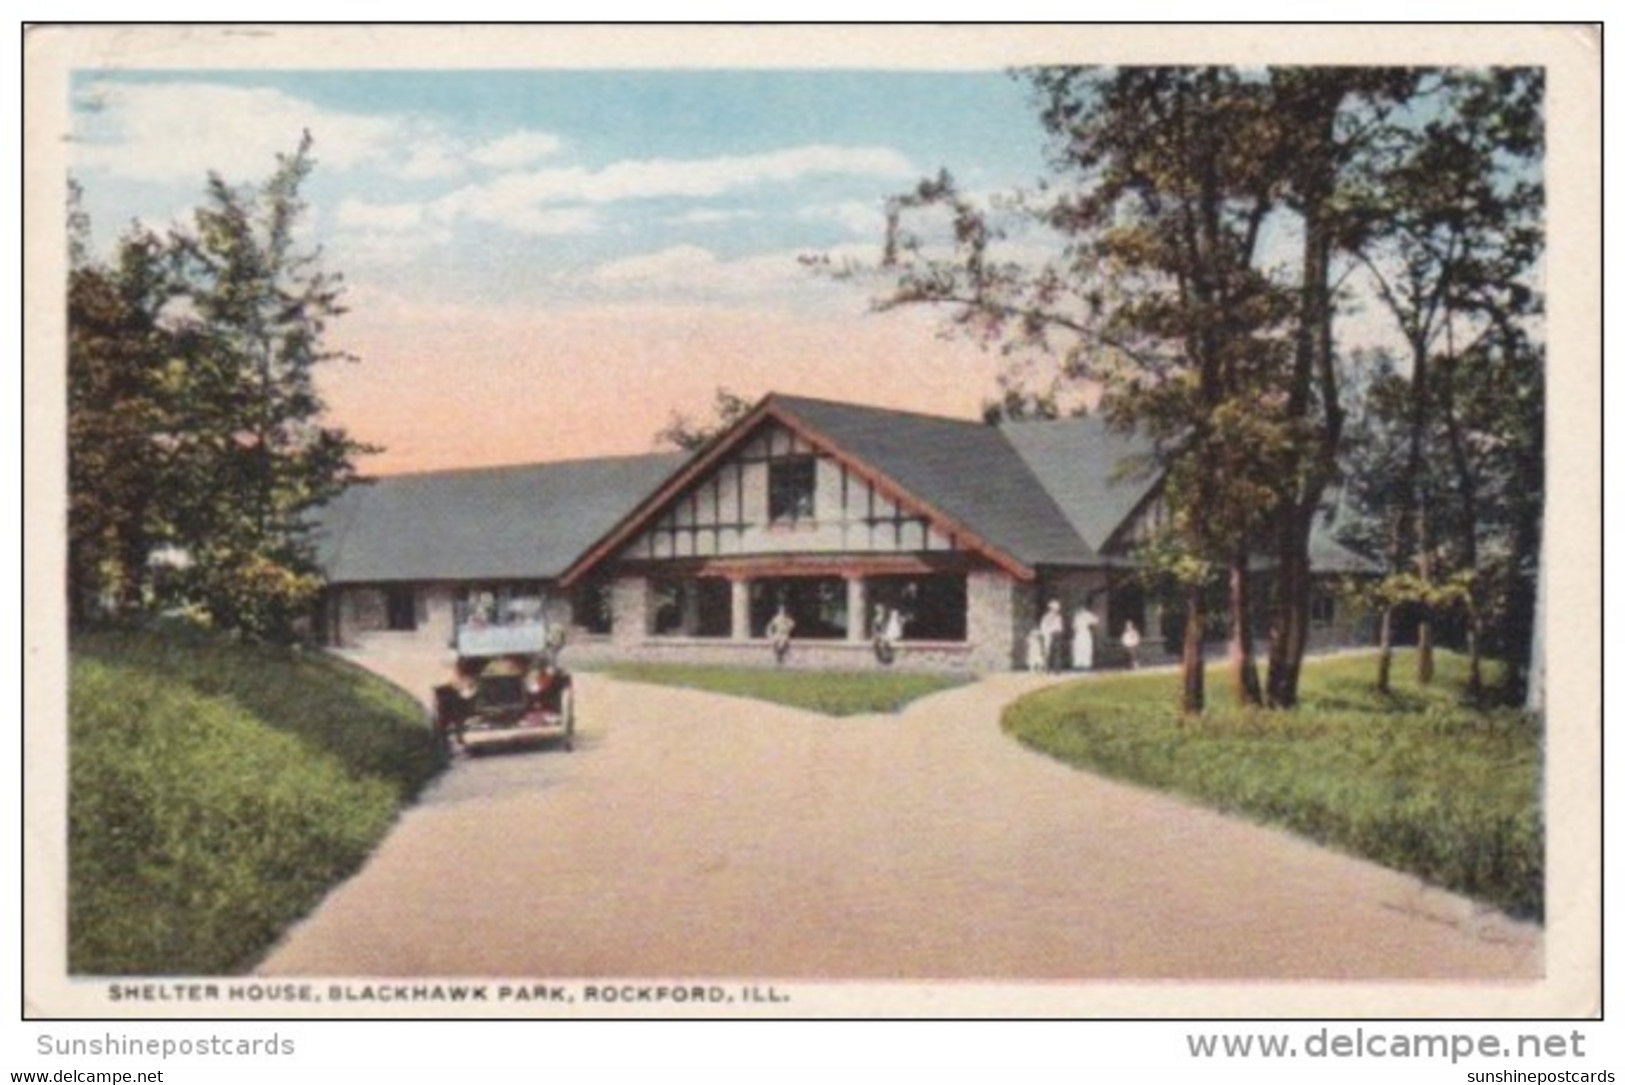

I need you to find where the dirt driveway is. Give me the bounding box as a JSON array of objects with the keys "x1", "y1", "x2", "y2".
[{"x1": 259, "y1": 651, "x2": 1541, "y2": 982}]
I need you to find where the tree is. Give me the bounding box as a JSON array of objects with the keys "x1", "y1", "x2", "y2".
[
  {"x1": 67, "y1": 135, "x2": 372, "y2": 641},
  {"x1": 654, "y1": 386, "x2": 754, "y2": 451},
  {"x1": 161, "y1": 132, "x2": 372, "y2": 639},
  {"x1": 1346, "y1": 69, "x2": 1544, "y2": 700},
  {"x1": 67, "y1": 200, "x2": 179, "y2": 622},
  {"x1": 1255, "y1": 68, "x2": 1423, "y2": 709},
  {"x1": 837, "y1": 67, "x2": 1300, "y2": 714},
  {"x1": 825, "y1": 65, "x2": 1544, "y2": 712}
]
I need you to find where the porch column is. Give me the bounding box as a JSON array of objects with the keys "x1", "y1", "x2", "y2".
[
  {"x1": 680, "y1": 582, "x2": 702, "y2": 636},
  {"x1": 730, "y1": 577, "x2": 751, "y2": 641},
  {"x1": 845, "y1": 575, "x2": 867, "y2": 642}
]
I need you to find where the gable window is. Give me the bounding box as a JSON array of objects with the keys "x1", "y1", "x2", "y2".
[{"x1": 768, "y1": 456, "x2": 817, "y2": 524}]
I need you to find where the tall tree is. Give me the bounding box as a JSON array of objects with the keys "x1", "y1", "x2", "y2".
[
  {"x1": 66, "y1": 207, "x2": 179, "y2": 622},
  {"x1": 161, "y1": 132, "x2": 371, "y2": 639},
  {"x1": 846, "y1": 68, "x2": 1297, "y2": 713},
  {"x1": 1348, "y1": 68, "x2": 1544, "y2": 698},
  {"x1": 1257, "y1": 68, "x2": 1423, "y2": 708},
  {"x1": 68, "y1": 135, "x2": 372, "y2": 639}
]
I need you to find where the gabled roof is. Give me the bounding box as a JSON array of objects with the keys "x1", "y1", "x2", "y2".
[
  {"x1": 1000, "y1": 414, "x2": 1162, "y2": 553},
  {"x1": 561, "y1": 393, "x2": 1106, "y2": 585},
  {"x1": 312, "y1": 452, "x2": 686, "y2": 584},
  {"x1": 313, "y1": 392, "x2": 1379, "y2": 590},
  {"x1": 771, "y1": 395, "x2": 1103, "y2": 569}
]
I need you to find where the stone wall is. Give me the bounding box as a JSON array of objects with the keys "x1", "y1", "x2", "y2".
[
  {"x1": 610, "y1": 575, "x2": 651, "y2": 646},
  {"x1": 582, "y1": 636, "x2": 977, "y2": 673},
  {"x1": 964, "y1": 570, "x2": 1032, "y2": 673}
]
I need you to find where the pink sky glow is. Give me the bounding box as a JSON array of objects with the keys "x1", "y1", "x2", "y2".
[{"x1": 322, "y1": 296, "x2": 1007, "y2": 476}]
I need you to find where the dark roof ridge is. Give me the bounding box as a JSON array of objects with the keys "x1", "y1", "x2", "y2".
[
  {"x1": 358, "y1": 449, "x2": 686, "y2": 484},
  {"x1": 766, "y1": 391, "x2": 988, "y2": 430}
]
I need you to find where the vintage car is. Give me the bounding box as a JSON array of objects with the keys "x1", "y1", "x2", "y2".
[{"x1": 432, "y1": 612, "x2": 574, "y2": 755}]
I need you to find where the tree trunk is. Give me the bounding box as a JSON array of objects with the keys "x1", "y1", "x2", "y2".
[
  {"x1": 1228, "y1": 550, "x2": 1262, "y2": 707},
  {"x1": 1465, "y1": 607, "x2": 1485, "y2": 707},
  {"x1": 1181, "y1": 586, "x2": 1206, "y2": 719},
  {"x1": 1267, "y1": 75, "x2": 1347, "y2": 712},
  {"x1": 1527, "y1": 541, "x2": 1546, "y2": 715},
  {"x1": 1416, "y1": 501, "x2": 1435, "y2": 685},
  {"x1": 1376, "y1": 605, "x2": 1394, "y2": 695},
  {"x1": 1266, "y1": 526, "x2": 1312, "y2": 709}
]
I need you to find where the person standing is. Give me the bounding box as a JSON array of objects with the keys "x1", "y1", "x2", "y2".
[
  {"x1": 1071, "y1": 601, "x2": 1100, "y2": 670},
  {"x1": 1040, "y1": 600, "x2": 1066, "y2": 673},
  {"x1": 871, "y1": 604, "x2": 894, "y2": 664},
  {"x1": 883, "y1": 606, "x2": 906, "y2": 654},
  {"x1": 1121, "y1": 620, "x2": 1142, "y2": 669},
  {"x1": 767, "y1": 605, "x2": 796, "y2": 666},
  {"x1": 1026, "y1": 627, "x2": 1047, "y2": 672}
]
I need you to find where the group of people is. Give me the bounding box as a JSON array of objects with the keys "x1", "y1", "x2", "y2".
[
  {"x1": 763, "y1": 603, "x2": 908, "y2": 667},
  {"x1": 766, "y1": 597, "x2": 1143, "y2": 673},
  {"x1": 1027, "y1": 599, "x2": 1139, "y2": 674}
]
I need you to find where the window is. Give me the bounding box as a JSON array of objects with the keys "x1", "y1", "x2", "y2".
[
  {"x1": 650, "y1": 580, "x2": 687, "y2": 636},
  {"x1": 457, "y1": 583, "x2": 547, "y2": 628},
  {"x1": 573, "y1": 578, "x2": 613, "y2": 635},
  {"x1": 768, "y1": 456, "x2": 817, "y2": 524},
  {"x1": 385, "y1": 585, "x2": 417, "y2": 631},
  {"x1": 694, "y1": 580, "x2": 732, "y2": 637},
  {"x1": 750, "y1": 577, "x2": 847, "y2": 640},
  {"x1": 1311, "y1": 591, "x2": 1337, "y2": 626},
  {"x1": 649, "y1": 579, "x2": 732, "y2": 638},
  {"x1": 868, "y1": 574, "x2": 967, "y2": 642}
]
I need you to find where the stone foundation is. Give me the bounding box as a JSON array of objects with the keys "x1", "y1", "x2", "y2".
[{"x1": 578, "y1": 636, "x2": 976, "y2": 673}]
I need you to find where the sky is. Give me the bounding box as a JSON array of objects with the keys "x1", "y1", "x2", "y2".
[{"x1": 69, "y1": 69, "x2": 1062, "y2": 474}]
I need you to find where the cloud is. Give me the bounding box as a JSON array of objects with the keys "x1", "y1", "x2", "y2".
[
  {"x1": 798, "y1": 199, "x2": 887, "y2": 236},
  {"x1": 73, "y1": 82, "x2": 404, "y2": 184},
  {"x1": 586, "y1": 245, "x2": 722, "y2": 287},
  {"x1": 470, "y1": 131, "x2": 565, "y2": 170},
  {"x1": 334, "y1": 195, "x2": 597, "y2": 240},
  {"x1": 429, "y1": 145, "x2": 915, "y2": 231},
  {"x1": 336, "y1": 198, "x2": 425, "y2": 232},
  {"x1": 73, "y1": 81, "x2": 571, "y2": 189},
  {"x1": 672, "y1": 208, "x2": 762, "y2": 226},
  {"x1": 338, "y1": 145, "x2": 908, "y2": 242},
  {"x1": 581, "y1": 243, "x2": 879, "y2": 303}
]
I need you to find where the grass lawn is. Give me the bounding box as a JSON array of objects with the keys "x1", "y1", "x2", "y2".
[
  {"x1": 1002, "y1": 651, "x2": 1542, "y2": 920},
  {"x1": 69, "y1": 627, "x2": 441, "y2": 974},
  {"x1": 599, "y1": 662, "x2": 969, "y2": 717}
]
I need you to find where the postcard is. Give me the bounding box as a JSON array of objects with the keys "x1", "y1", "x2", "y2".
[{"x1": 22, "y1": 23, "x2": 1601, "y2": 1022}]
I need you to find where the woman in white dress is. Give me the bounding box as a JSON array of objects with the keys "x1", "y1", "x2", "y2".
[{"x1": 1071, "y1": 603, "x2": 1099, "y2": 670}]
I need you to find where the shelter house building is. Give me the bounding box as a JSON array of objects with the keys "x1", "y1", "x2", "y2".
[{"x1": 314, "y1": 393, "x2": 1374, "y2": 671}]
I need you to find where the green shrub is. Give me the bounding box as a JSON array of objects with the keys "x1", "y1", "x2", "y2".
[
  {"x1": 68, "y1": 631, "x2": 440, "y2": 974},
  {"x1": 1001, "y1": 652, "x2": 1543, "y2": 920}
]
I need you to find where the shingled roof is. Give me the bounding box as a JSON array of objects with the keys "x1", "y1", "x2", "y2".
[
  {"x1": 312, "y1": 452, "x2": 686, "y2": 584},
  {"x1": 999, "y1": 414, "x2": 1161, "y2": 553},
  {"x1": 769, "y1": 395, "x2": 1103, "y2": 569},
  {"x1": 314, "y1": 392, "x2": 1377, "y2": 586}
]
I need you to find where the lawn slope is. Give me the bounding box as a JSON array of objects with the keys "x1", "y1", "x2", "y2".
[
  {"x1": 1002, "y1": 652, "x2": 1542, "y2": 919},
  {"x1": 600, "y1": 662, "x2": 968, "y2": 717},
  {"x1": 69, "y1": 629, "x2": 441, "y2": 974}
]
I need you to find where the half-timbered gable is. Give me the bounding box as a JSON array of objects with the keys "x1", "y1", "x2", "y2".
[{"x1": 617, "y1": 420, "x2": 958, "y2": 564}]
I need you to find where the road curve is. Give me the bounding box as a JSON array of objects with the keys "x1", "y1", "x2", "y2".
[{"x1": 258, "y1": 662, "x2": 1541, "y2": 982}]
